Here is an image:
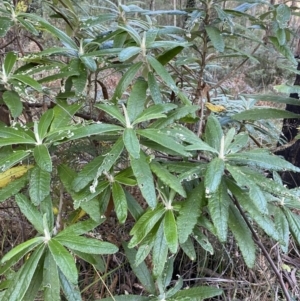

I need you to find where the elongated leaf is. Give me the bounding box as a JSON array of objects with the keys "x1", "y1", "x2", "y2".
[
  {"x1": 205, "y1": 157, "x2": 224, "y2": 194},
  {"x1": 205, "y1": 115, "x2": 223, "y2": 150},
  {"x1": 150, "y1": 161, "x2": 186, "y2": 197},
  {"x1": 129, "y1": 204, "x2": 165, "y2": 247},
  {"x1": 0, "y1": 175, "x2": 27, "y2": 203},
  {"x1": 96, "y1": 295, "x2": 151, "y2": 301},
  {"x1": 29, "y1": 166, "x2": 51, "y2": 205},
  {"x1": 55, "y1": 235, "x2": 118, "y2": 254},
  {"x1": 111, "y1": 62, "x2": 143, "y2": 103},
  {"x1": 226, "y1": 150, "x2": 300, "y2": 172},
  {"x1": 148, "y1": 72, "x2": 162, "y2": 104},
  {"x1": 2, "y1": 244, "x2": 45, "y2": 301},
  {"x1": 284, "y1": 208, "x2": 300, "y2": 246},
  {"x1": 119, "y1": 46, "x2": 141, "y2": 62},
  {"x1": 43, "y1": 251, "x2": 60, "y2": 301},
  {"x1": 0, "y1": 125, "x2": 35, "y2": 146},
  {"x1": 233, "y1": 108, "x2": 300, "y2": 121},
  {"x1": 245, "y1": 94, "x2": 300, "y2": 106},
  {"x1": 118, "y1": 24, "x2": 141, "y2": 45},
  {"x1": 133, "y1": 103, "x2": 176, "y2": 125},
  {"x1": 123, "y1": 242, "x2": 156, "y2": 294},
  {"x1": 127, "y1": 78, "x2": 148, "y2": 122},
  {"x1": 58, "y1": 221, "x2": 102, "y2": 240},
  {"x1": 138, "y1": 129, "x2": 191, "y2": 157},
  {"x1": 33, "y1": 144, "x2": 52, "y2": 172},
  {"x1": 37, "y1": 109, "x2": 54, "y2": 140},
  {"x1": 177, "y1": 183, "x2": 204, "y2": 244},
  {"x1": 276, "y1": 4, "x2": 291, "y2": 28},
  {"x1": 150, "y1": 105, "x2": 198, "y2": 128},
  {"x1": 95, "y1": 104, "x2": 126, "y2": 125},
  {"x1": 164, "y1": 210, "x2": 178, "y2": 253},
  {"x1": 172, "y1": 286, "x2": 223, "y2": 300},
  {"x1": 2, "y1": 90, "x2": 22, "y2": 118},
  {"x1": 15, "y1": 193, "x2": 44, "y2": 233},
  {"x1": 0, "y1": 150, "x2": 31, "y2": 172},
  {"x1": 0, "y1": 17, "x2": 12, "y2": 37},
  {"x1": 180, "y1": 237, "x2": 196, "y2": 260},
  {"x1": 130, "y1": 152, "x2": 156, "y2": 208},
  {"x1": 11, "y1": 74, "x2": 43, "y2": 92},
  {"x1": 274, "y1": 207, "x2": 289, "y2": 253},
  {"x1": 153, "y1": 221, "x2": 169, "y2": 278},
  {"x1": 147, "y1": 56, "x2": 178, "y2": 92},
  {"x1": 4, "y1": 52, "x2": 17, "y2": 75},
  {"x1": 228, "y1": 204, "x2": 256, "y2": 268},
  {"x1": 226, "y1": 165, "x2": 267, "y2": 214},
  {"x1": 112, "y1": 182, "x2": 128, "y2": 224},
  {"x1": 125, "y1": 190, "x2": 144, "y2": 221},
  {"x1": 208, "y1": 180, "x2": 230, "y2": 242},
  {"x1": 226, "y1": 132, "x2": 249, "y2": 154},
  {"x1": 58, "y1": 269, "x2": 82, "y2": 301},
  {"x1": 157, "y1": 46, "x2": 184, "y2": 65},
  {"x1": 205, "y1": 26, "x2": 225, "y2": 52},
  {"x1": 123, "y1": 128, "x2": 140, "y2": 159},
  {"x1": 72, "y1": 155, "x2": 104, "y2": 192},
  {"x1": 193, "y1": 227, "x2": 214, "y2": 255},
  {"x1": 48, "y1": 239, "x2": 78, "y2": 284}
]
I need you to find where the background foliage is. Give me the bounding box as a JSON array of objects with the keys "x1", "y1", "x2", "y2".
[{"x1": 1, "y1": 0, "x2": 300, "y2": 300}]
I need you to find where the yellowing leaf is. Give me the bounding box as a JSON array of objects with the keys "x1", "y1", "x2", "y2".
[
  {"x1": 205, "y1": 102, "x2": 226, "y2": 113},
  {"x1": 16, "y1": 1, "x2": 28, "y2": 14},
  {"x1": 0, "y1": 165, "x2": 33, "y2": 188}
]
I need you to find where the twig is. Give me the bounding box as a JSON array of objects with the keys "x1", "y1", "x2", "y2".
[{"x1": 232, "y1": 196, "x2": 292, "y2": 301}]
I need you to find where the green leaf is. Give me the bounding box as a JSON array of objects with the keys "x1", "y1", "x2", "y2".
[
  {"x1": 208, "y1": 180, "x2": 230, "y2": 242},
  {"x1": 171, "y1": 286, "x2": 223, "y2": 300},
  {"x1": 118, "y1": 24, "x2": 141, "y2": 45},
  {"x1": 284, "y1": 208, "x2": 300, "y2": 246},
  {"x1": 48, "y1": 239, "x2": 78, "y2": 284},
  {"x1": 269, "y1": 37, "x2": 296, "y2": 64},
  {"x1": 233, "y1": 108, "x2": 300, "y2": 121},
  {"x1": 95, "y1": 104, "x2": 126, "y2": 125},
  {"x1": 4, "y1": 52, "x2": 17, "y2": 75},
  {"x1": 276, "y1": 4, "x2": 291, "y2": 29},
  {"x1": 119, "y1": 46, "x2": 141, "y2": 62},
  {"x1": 148, "y1": 72, "x2": 162, "y2": 104},
  {"x1": 15, "y1": 193, "x2": 44, "y2": 233},
  {"x1": 129, "y1": 204, "x2": 165, "y2": 247},
  {"x1": 127, "y1": 78, "x2": 148, "y2": 122},
  {"x1": 147, "y1": 56, "x2": 178, "y2": 93},
  {"x1": 0, "y1": 124, "x2": 35, "y2": 146},
  {"x1": 125, "y1": 190, "x2": 144, "y2": 221},
  {"x1": 138, "y1": 129, "x2": 191, "y2": 157},
  {"x1": 0, "y1": 175, "x2": 27, "y2": 203},
  {"x1": 245, "y1": 94, "x2": 300, "y2": 106},
  {"x1": 1, "y1": 236, "x2": 44, "y2": 263},
  {"x1": 228, "y1": 204, "x2": 256, "y2": 268},
  {"x1": 274, "y1": 207, "x2": 289, "y2": 253},
  {"x1": 164, "y1": 210, "x2": 178, "y2": 253},
  {"x1": 112, "y1": 182, "x2": 128, "y2": 224},
  {"x1": 226, "y1": 165, "x2": 267, "y2": 214},
  {"x1": 96, "y1": 295, "x2": 150, "y2": 301},
  {"x1": 205, "y1": 25, "x2": 225, "y2": 52},
  {"x1": 130, "y1": 152, "x2": 156, "y2": 208},
  {"x1": 156, "y1": 46, "x2": 184, "y2": 65},
  {"x1": 153, "y1": 221, "x2": 169, "y2": 278},
  {"x1": 180, "y1": 237, "x2": 196, "y2": 260},
  {"x1": 2, "y1": 244, "x2": 45, "y2": 301},
  {"x1": 29, "y1": 166, "x2": 51, "y2": 205},
  {"x1": 58, "y1": 269, "x2": 82, "y2": 301},
  {"x1": 133, "y1": 103, "x2": 177, "y2": 125},
  {"x1": 123, "y1": 128, "x2": 140, "y2": 159},
  {"x1": 37, "y1": 109, "x2": 54, "y2": 140},
  {"x1": 57, "y1": 218, "x2": 102, "y2": 237},
  {"x1": 72, "y1": 155, "x2": 104, "y2": 192},
  {"x1": 226, "y1": 132, "x2": 248, "y2": 154},
  {"x1": 111, "y1": 62, "x2": 143, "y2": 104},
  {"x1": 11, "y1": 74, "x2": 43, "y2": 92},
  {"x1": 204, "y1": 115, "x2": 223, "y2": 150},
  {"x1": 55, "y1": 235, "x2": 118, "y2": 254},
  {"x1": 33, "y1": 144, "x2": 52, "y2": 172},
  {"x1": 226, "y1": 150, "x2": 300, "y2": 172},
  {"x1": 276, "y1": 28, "x2": 286, "y2": 45},
  {"x1": 123, "y1": 242, "x2": 156, "y2": 294},
  {"x1": 193, "y1": 227, "x2": 214, "y2": 255},
  {"x1": 205, "y1": 157, "x2": 224, "y2": 194},
  {"x1": 177, "y1": 183, "x2": 204, "y2": 244},
  {"x1": 0, "y1": 150, "x2": 31, "y2": 172},
  {"x1": 0, "y1": 17, "x2": 12, "y2": 37},
  {"x1": 43, "y1": 251, "x2": 60, "y2": 301},
  {"x1": 150, "y1": 161, "x2": 186, "y2": 197}
]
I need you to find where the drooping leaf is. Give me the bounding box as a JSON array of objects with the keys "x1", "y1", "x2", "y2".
[
  {"x1": 112, "y1": 182, "x2": 128, "y2": 224},
  {"x1": 180, "y1": 237, "x2": 196, "y2": 261},
  {"x1": 123, "y1": 242, "x2": 156, "y2": 294},
  {"x1": 15, "y1": 193, "x2": 44, "y2": 234},
  {"x1": 48, "y1": 239, "x2": 78, "y2": 284},
  {"x1": 228, "y1": 204, "x2": 256, "y2": 268},
  {"x1": 193, "y1": 227, "x2": 214, "y2": 255},
  {"x1": 205, "y1": 25, "x2": 225, "y2": 52},
  {"x1": 2, "y1": 90, "x2": 22, "y2": 119},
  {"x1": 33, "y1": 144, "x2": 52, "y2": 172},
  {"x1": 29, "y1": 166, "x2": 51, "y2": 205},
  {"x1": 164, "y1": 209, "x2": 178, "y2": 253},
  {"x1": 130, "y1": 152, "x2": 156, "y2": 208},
  {"x1": 58, "y1": 269, "x2": 82, "y2": 301}
]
